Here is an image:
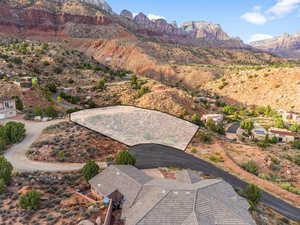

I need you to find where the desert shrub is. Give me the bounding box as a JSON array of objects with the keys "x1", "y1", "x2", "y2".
[
  {"x1": 197, "y1": 131, "x2": 212, "y2": 143},
  {"x1": 115, "y1": 150, "x2": 136, "y2": 165},
  {"x1": 66, "y1": 107, "x2": 81, "y2": 114},
  {"x1": 191, "y1": 148, "x2": 197, "y2": 154},
  {"x1": 19, "y1": 189, "x2": 41, "y2": 210},
  {"x1": 56, "y1": 151, "x2": 65, "y2": 162},
  {"x1": 46, "y1": 83, "x2": 57, "y2": 93},
  {"x1": 209, "y1": 155, "x2": 224, "y2": 163},
  {"x1": 135, "y1": 86, "x2": 149, "y2": 98},
  {"x1": 53, "y1": 67, "x2": 62, "y2": 74},
  {"x1": 0, "y1": 178, "x2": 5, "y2": 194},
  {"x1": 10, "y1": 57, "x2": 22, "y2": 64},
  {"x1": 43, "y1": 106, "x2": 58, "y2": 118},
  {"x1": 257, "y1": 140, "x2": 269, "y2": 149},
  {"x1": 0, "y1": 156, "x2": 13, "y2": 184},
  {"x1": 242, "y1": 160, "x2": 259, "y2": 176},
  {"x1": 12, "y1": 96, "x2": 23, "y2": 111},
  {"x1": 281, "y1": 183, "x2": 300, "y2": 195},
  {"x1": 243, "y1": 184, "x2": 261, "y2": 210},
  {"x1": 292, "y1": 140, "x2": 300, "y2": 149},
  {"x1": 82, "y1": 161, "x2": 100, "y2": 181},
  {"x1": 95, "y1": 78, "x2": 106, "y2": 91}
]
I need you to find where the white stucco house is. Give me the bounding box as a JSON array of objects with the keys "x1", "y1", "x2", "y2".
[
  {"x1": 201, "y1": 114, "x2": 224, "y2": 124},
  {"x1": 0, "y1": 97, "x2": 16, "y2": 119}
]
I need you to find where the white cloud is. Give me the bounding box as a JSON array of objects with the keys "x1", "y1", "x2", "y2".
[
  {"x1": 248, "y1": 34, "x2": 274, "y2": 43},
  {"x1": 267, "y1": 0, "x2": 300, "y2": 18},
  {"x1": 147, "y1": 14, "x2": 166, "y2": 21},
  {"x1": 241, "y1": 12, "x2": 267, "y2": 24},
  {"x1": 242, "y1": 0, "x2": 300, "y2": 25}
]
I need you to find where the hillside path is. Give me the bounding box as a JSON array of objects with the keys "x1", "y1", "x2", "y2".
[{"x1": 3, "y1": 119, "x2": 86, "y2": 172}]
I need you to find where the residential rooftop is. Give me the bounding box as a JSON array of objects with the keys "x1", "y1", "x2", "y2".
[{"x1": 90, "y1": 165, "x2": 256, "y2": 225}]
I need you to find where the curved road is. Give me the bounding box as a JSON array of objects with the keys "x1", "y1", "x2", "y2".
[
  {"x1": 3, "y1": 119, "x2": 84, "y2": 172},
  {"x1": 129, "y1": 144, "x2": 300, "y2": 222}
]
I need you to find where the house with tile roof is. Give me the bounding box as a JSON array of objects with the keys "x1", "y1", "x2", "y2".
[
  {"x1": 268, "y1": 128, "x2": 298, "y2": 143},
  {"x1": 89, "y1": 165, "x2": 256, "y2": 225},
  {"x1": 0, "y1": 97, "x2": 16, "y2": 119}
]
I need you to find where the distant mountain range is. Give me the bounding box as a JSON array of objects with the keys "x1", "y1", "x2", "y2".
[{"x1": 251, "y1": 31, "x2": 300, "y2": 58}]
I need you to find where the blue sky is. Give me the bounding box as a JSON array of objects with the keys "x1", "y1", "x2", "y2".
[{"x1": 107, "y1": 0, "x2": 300, "y2": 43}]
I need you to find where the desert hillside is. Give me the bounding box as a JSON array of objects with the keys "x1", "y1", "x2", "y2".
[{"x1": 203, "y1": 66, "x2": 300, "y2": 111}]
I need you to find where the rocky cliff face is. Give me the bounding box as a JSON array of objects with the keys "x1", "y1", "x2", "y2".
[
  {"x1": 119, "y1": 10, "x2": 248, "y2": 49},
  {"x1": 251, "y1": 31, "x2": 300, "y2": 58},
  {"x1": 54, "y1": 0, "x2": 112, "y2": 12},
  {"x1": 182, "y1": 21, "x2": 231, "y2": 41}
]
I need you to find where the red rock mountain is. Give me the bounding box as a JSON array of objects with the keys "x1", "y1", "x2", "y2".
[
  {"x1": 0, "y1": 0, "x2": 283, "y2": 88},
  {"x1": 251, "y1": 31, "x2": 300, "y2": 58}
]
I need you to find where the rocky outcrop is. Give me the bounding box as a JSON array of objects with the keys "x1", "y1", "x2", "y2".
[
  {"x1": 120, "y1": 9, "x2": 133, "y2": 20},
  {"x1": 251, "y1": 31, "x2": 300, "y2": 58},
  {"x1": 182, "y1": 21, "x2": 231, "y2": 41},
  {"x1": 55, "y1": 0, "x2": 112, "y2": 12}
]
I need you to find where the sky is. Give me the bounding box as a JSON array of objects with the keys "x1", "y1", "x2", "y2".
[{"x1": 107, "y1": 0, "x2": 300, "y2": 43}]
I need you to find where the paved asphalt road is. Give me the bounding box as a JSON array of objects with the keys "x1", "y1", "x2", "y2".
[
  {"x1": 129, "y1": 144, "x2": 300, "y2": 222},
  {"x1": 227, "y1": 122, "x2": 240, "y2": 134}
]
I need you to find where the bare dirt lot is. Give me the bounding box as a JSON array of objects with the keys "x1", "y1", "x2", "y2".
[{"x1": 27, "y1": 122, "x2": 127, "y2": 163}]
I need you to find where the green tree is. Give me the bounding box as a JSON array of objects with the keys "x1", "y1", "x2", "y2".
[
  {"x1": 274, "y1": 119, "x2": 285, "y2": 129},
  {"x1": 243, "y1": 184, "x2": 261, "y2": 210},
  {"x1": 12, "y1": 96, "x2": 24, "y2": 111},
  {"x1": 19, "y1": 189, "x2": 41, "y2": 210},
  {"x1": 115, "y1": 150, "x2": 136, "y2": 165},
  {"x1": 223, "y1": 106, "x2": 236, "y2": 115},
  {"x1": 34, "y1": 107, "x2": 43, "y2": 116},
  {"x1": 3, "y1": 122, "x2": 26, "y2": 144},
  {"x1": 46, "y1": 83, "x2": 57, "y2": 93},
  {"x1": 241, "y1": 119, "x2": 254, "y2": 135},
  {"x1": 82, "y1": 161, "x2": 100, "y2": 181},
  {"x1": 43, "y1": 106, "x2": 58, "y2": 118},
  {"x1": 0, "y1": 156, "x2": 13, "y2": 184},
  {"x1": 191, "y1": 114, "x2": 204, "y2": 126}
]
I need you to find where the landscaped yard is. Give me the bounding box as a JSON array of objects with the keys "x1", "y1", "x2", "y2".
[{"x1": 27, "y1": 122, "x2": 127, "y2": 163}]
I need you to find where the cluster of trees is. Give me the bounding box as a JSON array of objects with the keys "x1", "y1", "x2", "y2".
[
  {"x1": 81, "y1": 151, "x2": 136, "y2": 182},
  {"x1": 59, "y1": 92, "x2": 80, "y2": 105},
  {"x1": 0, "y1": 122, "x2": 26, "y2": 153},
  {"x1": 34, "y1": 106, "x2": 58, "y2": 118}
]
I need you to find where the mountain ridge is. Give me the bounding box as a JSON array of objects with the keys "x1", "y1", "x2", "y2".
[{"x1": 251, "y1": 30, "x2": 300, "y2": 58}]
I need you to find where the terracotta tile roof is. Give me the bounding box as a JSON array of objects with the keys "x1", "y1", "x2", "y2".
[{"x1": 269, "y1": 129, "x2": 298, "y2": 137}]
